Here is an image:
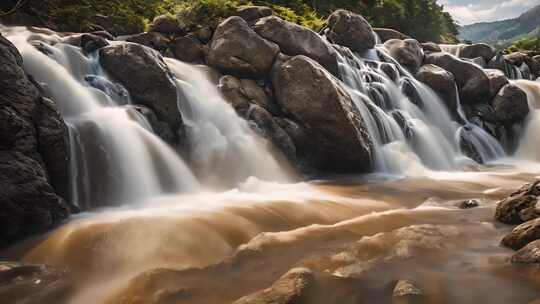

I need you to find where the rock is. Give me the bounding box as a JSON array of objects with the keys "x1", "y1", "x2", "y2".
[
  {"x1": 240, "y1": 79, "x2": 277, "y2": 113},
  {"x1": 253, "y1": 16, "x2": 338, "y2": 75},
  {"x1": 416, "y1": 64, "x2": 457, "y2": 113},
  {"x1": 272, "y1": 55, "x2": 373, "y2": 172},
  {"x1": 0, "y1": 34, "x2": 70, "y2": 245},
  {"x1": 505, "y1": 52, "x2": 540, "y2": 77},
  {"x1": 495, "y1": 181, "x2": 540, "y2": 224},
  {"x1": 218, "y1": 75, "x2": 251, "y2": 115},
  {"x1": 421, "y1": 42, "x2": 441, "y2": 53},
  {"x1": 169, "y1": 36, "x2": 205, "y2": 63},
  {"x1": 235, "y1": 6, "x2": 272, "y2": 22},
  {"x1": 195, "y1": 26, "x2": 213, "y2": 44},
  {"x1": 90, "y1": 30, "x2": 114, "y2": 40},
  {"x1": 208, "y1": 16, "x2": 279, "y2": 78},
  {"x1": 470, "y1": 57, "x2": 486, "y2": 68},
  {"x1": 484, "y1": 69, "x2": 509, "y2": 99},
  {"x1": 149, "y1": 15, "x2": 180, "y2": 34},
  {"x1": 492, "y1": 84, "x2": 529, "y2": 125},
  {"x1": 393, "y1": 280, "x2": 424, "y2": 304},
  {"x1": 502, "y1": 217, "x2": 540, "y2": 250},
  {"x1": 384, "y1": 39, "x2": 424, "y2": 72},
  {"x1": 326, "y1": 10, "x2": 375, "y2": 52},
  {"x1": 80, "y1": 33, "x2": 109, "y2": 54},
  {"x1": 456, "y1": 199, "x2": 480, "y2": 209},
  {"x1": 511, "y1": 239, "x2": 540, "y2": 264},
  {"x1": 425, "y1": 52, "x2": 490, "y2": 104},
  {"x1": 374, "y1": 28, "x2": 410, "y2": 42},
  {"x1": 534, "y1": 55, "x2": 540, "y2": 77},
  {"x1": 125, "y1": 32, "x2": 170, "y2": 52},
  {"x1": 99, "y1": 43, "x2": 182, "y2": 131},
  {"x1": 276, "y1": 117, "x2": 309, "y2": 156},
  {"x1": 459, "y1": 43, "x2": 495, "y2": 62},
  {"x1": 125, "y1": 105, "x2": 176, "y2": 144},
  {"x1": 247, "y1": 105, "x2": 296, "y2": 161},
  {"x1": 232, "y1": 268, "x2": 315, "y2": 304}
]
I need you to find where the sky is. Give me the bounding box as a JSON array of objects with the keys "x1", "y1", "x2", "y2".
[{"x1": 439, "y1": 0, "x2": 540, "y2": 25}]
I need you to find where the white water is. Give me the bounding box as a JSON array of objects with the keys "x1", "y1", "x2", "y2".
[{"x1": 515, "y1": 80, "x2": 540, "y2": 161}]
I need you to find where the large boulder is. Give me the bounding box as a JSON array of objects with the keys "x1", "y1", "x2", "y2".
[
  {"x1": 99, "y1": 43, "x2": 182, "y2": 130},
  {"x1": 416, "y1": 64, "x2": 457, "y2": 113},
  {"x1": 502, "y1": 217, "x2": 540, "y2": 250},
  {"x1": 374, "y1": 28, "x2": 410, "y2": 42},
  {"x1": 484, "y1": 69, "x2": 509, "y2": 98},
  {"x1": 169, "y1": 35, "x2": 205, "y2": 63},
  {"x1": 0, "y1": 34, "x2": 71, "y2": 245},
  {"x1": 125, "y1": 32, "x2": 170, "y2": 52},
  {"x1": 208, "y1": 16, "x2": 279, "y2": 78},
  {"x1": 326, "y1": 10, "x2": 376, "y2": 52},
  {"x1": 384, "y1": 39, "x2": 424, "y2": 72},
  {"x1": 511, "y1": 239, "x2": 540, "y2": 264},
  {"x1": 425, "y1": 52, "x2": 490, "y2": 104},
  {"x1": 492, "y1": 83, "x2": 529, "y2": 125},
  {"x1": 253, "y1": 16, "x2": 338, "y2": 75},
  {"x1": 459, "y1": 43, "x2": 495, "y2": 62},
  {"x1": 272, "y1": 55, "x2": 373, "y2": 172}
]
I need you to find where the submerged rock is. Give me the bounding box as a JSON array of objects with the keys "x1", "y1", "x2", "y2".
[
  {"x1": 208, "y1": 16, "x2": 279, "y2": 78},
  {"x1": 253, "y1": 16, "x2": 338, "y2": 75},
  {"x1": 99, "y1": 42, "x2": 182, "y2": 132},
  {"x1": 272, "y1": 55, "x2": 373, "y2": 172},
  {"x1": 502, "y1": 217, "x2": 540, "y2": 250},
  {"x1": 393, "y1": 279, "x2": 425, "y2": 304},
  {"x1": 326, "y1": 10, "x2": 376, "y2": 52},
  {"x1": 511, "y1": 239, "x2": 540, "y2": 264},
  {"x1": 456, "y1": 199, "x2": 480, "y2": 209},
  {"x1": 425, "y1": 52, "x2": 490, "y2": 104},
  {"x1": 384, "y1": 39, "x2": 424, "y2": 72}
]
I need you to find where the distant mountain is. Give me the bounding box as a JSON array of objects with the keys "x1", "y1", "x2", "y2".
[{"x1": 459, "y1": 5, "x2": 540, "y2": 45}]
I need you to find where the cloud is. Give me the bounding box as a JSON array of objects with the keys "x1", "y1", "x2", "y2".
[{"x1": 440, "y1": 0, "x2": 540, "y2": 25}]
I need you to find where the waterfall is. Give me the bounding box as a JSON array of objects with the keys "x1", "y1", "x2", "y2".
[
  {"x1": 335, "y1": 46, "x2": 504, "y2": 175},
  {"x1": 165, "y1": 59, "x2": 290, "y2": 188},
  {"x1": 515, "y1": 80, "x2": 540, "y2": 160},
  {"x1": 5, "y1": 28, "x2": 200, "y2": 209}
]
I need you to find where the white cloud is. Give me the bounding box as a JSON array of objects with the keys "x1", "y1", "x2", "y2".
[{"x1": 441, "y1": 0, "x2": 540, "y2": 25}]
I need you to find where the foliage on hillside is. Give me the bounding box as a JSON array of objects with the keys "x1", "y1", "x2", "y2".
[{"x1": 3, "y1": 0, "x2": 458, "y2": 42}]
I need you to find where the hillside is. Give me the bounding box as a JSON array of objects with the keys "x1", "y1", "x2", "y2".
[{"x1": 459, "y1": 4, "x2": 540, "y2": 46}]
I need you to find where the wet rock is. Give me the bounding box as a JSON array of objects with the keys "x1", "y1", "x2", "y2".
[
  {"x1": 232, "y1": 268, "x2": 316, "y2": 304},
  {"x1": 218, "y1": 75, "x2": 251, "y2": 115},
  {"x1": 511, "y1": 239, "x2": 540, "y2": 264},
  {"x1": 456, "y1": 199, "x2": 480, "y2": 209},
  {"x1": 492, "y1": 84, "x2": 529, "y2": 125},
  {"x1": 125, "y1": 32, "x2": 170, "y2": 52},
  {"x1": 502, "y1": 217, "x2": 540, "y2": 250},
  {"x1": 425, "y1": 52, "x2": 490, "y2": 104},
  {"x1": 495, "y1": 181, "x2": 540, "y2": 224},
  {"x1": 195, "y1": 26, "x2": 213, "y2": 44},
  {"x1": 470, "y1": 57, "x2": 486, "y2": 68},
  {"x1": 100, "y1": 43, "x2": 182, "y2": 131},
  {"x1": 236, "y1": 6, "x2": 272, "y2": 22},
  {"x1": 247, "y1": 105, "x2": 296, "y2": 161},
  {"x1": 326, "y1": 10, "x2": 376, "y2": 52},
  {"x1": 272, "y1": 55, "x2": 373, "y2": 172},
  {"x1": 208, "y1": 16, "x2": 279, "y2": 78},
  {"x1": 149, "y1": 15, "x2": 180, "y2": 34},
  {"x1": 80, "y1": 33, "x2": 109, "y2": 54},
  {"x1": 416, "y1": 64, "x2": 457, "y2": 113},
  {"x1": 484, "y1": 69, "x2": 509, "y2": 99},
  {"x1": 459, "y1": 43, "x2": 495, "y2": 62},
  {"x1": 421, "y1": 42, "x2": 441, "y2": 54},
  {"x1": 0, "y1": 34, "x2": 70, "y2": 244},
  {"x1": 253, "y1": 16, "x2": 338, "y2": 75},
  {"x1": 393, "y1": 280, "x2": 425, "y2": 304},
  {"x1": 534, "y1": 55, "x2": 540, "y2": 77},
  {"x1": 125, "y1": 105, "x2": 176, "y2": 145},
  {"x1": 506, "y1": 52, "x2": 539, "y2": 78},
  {"x1": 374, "y1": 28, "x2": 410, "y2": 42},
  {"x1": 169, "y1": 36, "x2": 205, "y2": 63},
  {"x1": 384, "y1": 39, "x2": 424, "y2": 72}
]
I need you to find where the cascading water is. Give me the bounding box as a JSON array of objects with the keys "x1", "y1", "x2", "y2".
[
  {"x1": 515, "y1": 80, "x2": 540, "y2": 161},
  {"x1": 4, "y1": 27, "x2": 200, "y2": 209},
  {"x1": 335, "y1": 46, "x2": 504, "y2": 175}
]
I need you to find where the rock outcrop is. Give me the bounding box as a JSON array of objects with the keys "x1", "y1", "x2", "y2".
[
  {"x1": 253, "y1": 16, "x2": 338, "y2": 75},
  {"x1": 207, "y1": 17, "x2": 279, "y2": 78},
  {"x1": 272, "y1": 55, "x2": 373, "y2": 172},
  {"x1": 0, "y1": 34, "x2": 71, "y2": 245},
  {"x1": 326, "y1": 10, "x2": 376, "y2": 52}
]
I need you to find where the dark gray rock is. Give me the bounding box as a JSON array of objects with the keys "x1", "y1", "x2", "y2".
[
  {"x1": 125, "y1": 32, "x2": 170, "y2": 52},
  {"x1": 80, "y1": 33, "x2": 109, "y2": 54},
  {"x1": 374, "y1": 28, "x2": 410, "y2": 42},
  {"x1": 169, "y1": 35, "x2": 205, "y2": 63},
  {"x1": 235, "y1": 6, "x2": 272, "y2": 22},
  {"x1": 149, "y1": 15, "x2": 180, "y2": 34},
  {"x1": 459, "y1": 43, "x2": 495, "y2": 62},
  {"x1": 492, "y1": 84, "x2": 529, "y2": 125},
  {"x1": 384, "y1": 39, "x2": 424, "y2": 72},
  {"x1": 484, "y1": 69, "x2": 509, "y2": 99},
  {"x1": 416, "y1": 64, "x2": 457, "y2": 113},
  {"x1": 326, "y1": 10, "x2": 376, "y2": 51}
]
